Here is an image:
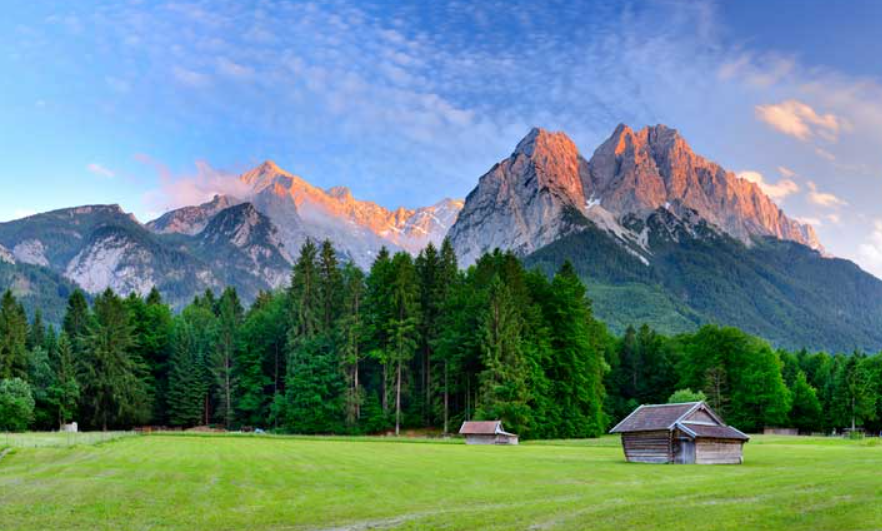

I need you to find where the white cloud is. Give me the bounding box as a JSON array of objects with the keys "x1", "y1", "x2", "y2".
[
  {"x1": 737, "y1": 170, "x2": 799, "y2": 202},
  {"x1": 826, "y1": 213, "x2": 841, "y2": 224},
  {"x1": 86, "y1": 163, "x2": 115, "y2": 178},
  {"x1": 814, "y1": 147, "x2": 836, "y2": 161},
  {"x1": 806, "y1": 181, "x2": 847, "y2": 208},
  {"x1": 777, "y1": 166, "x2": 796, "y2": 178},
  {"x1": 138, "y1": 155, "x2": 251, "y2": 215},
  {"x1": 755, "y1": 100, "x2": 845, "y2": 142}
]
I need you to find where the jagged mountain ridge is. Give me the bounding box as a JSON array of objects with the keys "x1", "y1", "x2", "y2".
[
  {"x1": 0, "y1": 203, "x2": 291, "y2": 309},
  {"x1": 153, "y1": 161, "x2": 463, "y2": 268},
  {"x1": 449, "y1": 125, "x2": 820, "y2": 266}
]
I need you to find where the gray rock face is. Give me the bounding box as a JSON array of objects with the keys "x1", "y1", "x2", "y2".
[
  {"x1": 147, "y1": 195, "x2": 242, "y2": 235},
  {"x1": 196, "y1": 203, "x2": 291, "y2": 290},
  {"x1": 448, "y1": 128, "x2": 592, "y2": 266},
  {"x1": 0, "y1": 244, "x2": 14, "y2": 264},
  {"x1": 239, "y1": 161, "x2": 462, "y2": 268},
  {"x1": 450, "y1": 125, "x2": 821, "y2": 266},
  {"x1": 585, "y1": 124, "x2": 820, "y2": 250}
]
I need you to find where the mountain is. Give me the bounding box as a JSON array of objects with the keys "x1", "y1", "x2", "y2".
[
  {"x1": 449, "y1": 125, "x2": 819, "y2": 266},
  {"x1": 235, "y1": 161, "x2": 462, "y2": 267},
  {"x1": 191, "y1": 202, "x2": 291, "y2": 299},
  {"x1": 146, "y1": 194, "x2": 242, "y2": 235},
  {"x1": 149, "y1": 161, "x2": 463, "y2": 268},
  {"x1": 0, "y1": 203, "x2": 291, "y2": 311},
  {"x1": 450, "y1": 125, "x2": 882, "y2": 351},
  {"x1": 585, "y1": 124, "x2": 820, "y2": 250}
]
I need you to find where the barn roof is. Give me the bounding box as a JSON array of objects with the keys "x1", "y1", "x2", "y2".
[
  {"x1": 609, "y1": 402, "x2": 701, "y2": 433},
  {"x1": 676, "y1": 423, "x2": 749, "y2": 441},
  {"x1": 459, "y1": 421, "x2": 514, "y2": 436}
]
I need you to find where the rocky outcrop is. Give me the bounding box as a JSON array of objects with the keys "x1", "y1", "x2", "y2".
[
  {"x1": 239, "y1": 160, "x2": 462, "y2": 267},
  {"x1": 450, "y1": 125, "x2": 821, "y2": 266},
  {"x1": 585, "y1": 124, "x2": 820, "y2": 250},
  {"x1": 147, "y1": 194, "x2": 242, "y2": 235},
  {"x1": 448, "y1": 128, "x2": 592, "y2": 266},
  {"x1": 0, "y1": 244, "x2": 14, "y2": 264},
  {"x1": 197, "y1": 203, "x2": 291, "y2": 289}
]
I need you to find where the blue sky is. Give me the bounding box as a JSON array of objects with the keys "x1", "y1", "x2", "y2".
[{"x1": 2, "y1": 1, "x2": 882, "y2": 275}]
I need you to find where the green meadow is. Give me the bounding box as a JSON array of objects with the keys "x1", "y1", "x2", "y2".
[{"x1": 1, "y1": 434, "x2": 881, "y2": 530}]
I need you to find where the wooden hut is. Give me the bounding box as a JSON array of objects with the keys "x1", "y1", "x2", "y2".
[
  {"x1": 609, "y1": 402, "x2": 748, "y2": 464},
  {"x1": 459, "y1": 421, "x2": 519, "y2": 445}
]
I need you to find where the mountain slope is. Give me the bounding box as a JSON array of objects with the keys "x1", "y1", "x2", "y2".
[
  {"x1": 584, "y1": 124, "x2": 820, "y2": 250},
  {"x1": 189, "y1": 202, "x2": 292, "y2": 300},
  {"x1": 0, "y1": 203, "x2": 293, "y2": 308},
  {"x1": 526, "y1": 210, "x2": 882, "y2": 352},
  {"x1": 450, "y1": 125, "x2": 881, "y2": 351},
  {"x1": 147, "y1": 194, "x2": 242, "y2": 235}
]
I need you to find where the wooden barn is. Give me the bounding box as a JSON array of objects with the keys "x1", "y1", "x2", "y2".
[
  {"x1": 459, "y1": 421, "x2": 519, "y2": 445},
  {"x1": 609, "y1": 402, "x2": 749, "y2": 464}
]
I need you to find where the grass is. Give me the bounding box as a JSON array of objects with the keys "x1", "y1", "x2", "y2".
[
  {"x1": 0, "y1": 431, "x2": 135, "y2": 448},
  {"x1": 1, "y1": 434, "x2": 881, "y2": 530}
]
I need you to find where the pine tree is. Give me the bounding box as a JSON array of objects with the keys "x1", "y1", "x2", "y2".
[
  {"x1": 47, "y1": 333, "x2": 80, "y2": 427},
  {"x1": 167, "y1": 318, "x2": 211, "y2": 427},
  {"x1": 545, "y1": 261, "x2": 607, "y2": 438},
  {"x1": 62, "y1": 290, "x2": 92, "y2": 352},
  {"x1": 0, "y1": 290, "x2": 28, "y2": 380},
  {"x1": 79, "y1": 289, "x2": 151, "y2": 430},
  {"x1": 388, "y1": 252, "x2": 419, "y2": 436},
  {"x1": 214, "y1": 287, "x2": 242, "y2": 428},
  {"x1": 365, "y1": 247, "x2": 394, "y2": 417},
  {"x1": 476, "y1": 277, "x2": 530, "y2": 434},
  {"x1": 339, "y1": 263, "x2": 366, "y2": 427},
  {"x1": 283, "y1": 240, "x2": 343, "y2": 433}
]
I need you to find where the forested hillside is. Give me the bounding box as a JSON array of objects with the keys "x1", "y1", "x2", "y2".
[
  {"x1": 526, "y1": 213, "x2": 882, "y2": 352},
  {"x1": 2, "y1": 237, "x2": 881, "y2": 437}
]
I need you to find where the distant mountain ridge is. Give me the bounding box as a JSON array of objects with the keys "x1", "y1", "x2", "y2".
[{"x1": 155, "y1": 160, "x2": 463, "y2": 268}]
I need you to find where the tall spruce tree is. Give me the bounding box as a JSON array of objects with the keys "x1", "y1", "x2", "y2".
[
  {"x1": 0, "y1": 290, "x2": 28, "y2": 380},
  {"x1": 214, "y1": 287, "x2": 243, "y2": 429},
  {"x1": 47, "y1": 333, "x2": 80, "y2": 427},
  {"x1": 388, "y1": 252, "x2": 419, "y2": 436},
  {"x1": 339, "y1": 263, "x2": 366, "y2": 427},
  {"x1": 476, "y1": 276, "x2": 530, "y2": 434},
  {"x1": 79, "y1": 289, "x2": 150, "y2": 430}
]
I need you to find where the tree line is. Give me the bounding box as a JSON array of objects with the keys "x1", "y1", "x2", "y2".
[{"x1": 1, "y1": 238, "x2": 880, "y2": 436}]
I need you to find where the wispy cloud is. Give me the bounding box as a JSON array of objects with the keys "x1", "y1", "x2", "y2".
[
  {"x1": 755, "y1": 100, "x2": 845, "y2": 142},
  {"x1": 807, "y1": 181, "x2": 847, "y2": 208},
  {"x1": 137, "y1": 155, "x2": 251, "y2": 215},
  {"x1": 86, "y1": 163, "x2": 115, "y2": 178}
]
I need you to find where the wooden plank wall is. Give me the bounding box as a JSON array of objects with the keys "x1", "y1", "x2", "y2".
[
  {"x1": 695, "y1": 440, "x2": 744, "y2": 464},
  {"x1": 621, "y1": 431, "x2": 673, "y2": 463}
]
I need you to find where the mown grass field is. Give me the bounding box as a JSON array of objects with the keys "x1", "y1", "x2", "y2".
[{"x1": 1, "y1": 434, "x2": 881, "y2": 530}]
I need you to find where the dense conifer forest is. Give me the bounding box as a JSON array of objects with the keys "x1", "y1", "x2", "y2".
[{"x1": 1, "y1": 238, "x2": 880, "y2": 437}]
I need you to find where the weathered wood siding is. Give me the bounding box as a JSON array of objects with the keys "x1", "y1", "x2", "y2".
[
  {"x1": 695, "y1": 439, "x2": 744, "y2": 464},
  {"x1": 464, "y1": 434, "x2": 518, "y2": 445},
  {"x1": 621, "y1": 430, "x2": 673, "y2": 463}
]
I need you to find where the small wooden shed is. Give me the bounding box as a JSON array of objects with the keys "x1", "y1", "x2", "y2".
[
  {"x1": 459, "y1": 421, "x2": 519, "y2": 445},
  {"x1": 609, "y1": 402, "x2": 749, "y2": 464}
]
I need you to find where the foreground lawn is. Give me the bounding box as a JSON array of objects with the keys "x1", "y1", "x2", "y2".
[{"x1": 1, "y1": 434, "x2": 881, "y2": 530}]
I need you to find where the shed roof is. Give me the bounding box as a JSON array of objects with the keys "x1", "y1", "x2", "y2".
[
  {"x1": 459, "y1": 421, "x2": 515, "y2": 436},
  {"x1": 677, "y1": 423, "x2": 749, "y2": 441},
  {"x1": 609, "y1": 402, "x2": 701, "y2": 433}
]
